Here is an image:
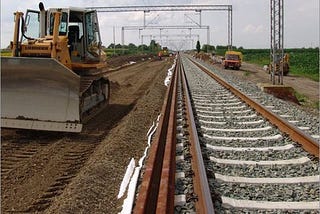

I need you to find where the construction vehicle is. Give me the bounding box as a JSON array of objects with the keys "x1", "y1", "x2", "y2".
[
  {"x1": 162, "y1": 47, "x2": 169, "y2": 57},
  {"x1": 268, "y1": 53, "x2": 290, "y2": 76},
  {"x1": 223, "y1": 51, "x2": 243, "y2": 70},
  {"x1": 158, "y1": 47, "x2": 169, "y2": 59},
  {"x1": 1, "y1": 2, "x2": 110, "y2": 132}
]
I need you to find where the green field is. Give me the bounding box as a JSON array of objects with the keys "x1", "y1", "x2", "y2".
[
  {"x1": 2, "y1": 46, "x2": 319, "y2": 81},
  {"x1": 216, "y1": 47, "x2": 319, "y2": 82},
  {"x1": 0, "y1": 50, "x2": 11, "y2": 56},
  {"x1": 243, "y1": 48, "x2": 319, "y2": 81}
]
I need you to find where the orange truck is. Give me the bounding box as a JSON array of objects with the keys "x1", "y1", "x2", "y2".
[{"x1": 223, "y1": 51, "x2": 243, "y2": 70}]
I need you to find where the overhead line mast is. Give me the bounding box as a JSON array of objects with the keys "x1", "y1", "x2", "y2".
[
  {"x1": 87, "y1": 5, "x2": 233, "y2": 50},
  {"x1": 270, "y1": 0, "x2": 284, "y2": 85}
]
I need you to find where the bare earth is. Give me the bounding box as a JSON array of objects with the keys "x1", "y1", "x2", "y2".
[
  {"x1": 1, "y1": 57, "x2": 173, "y2": 213},
  {"x1": 213, "y1": 61, "x2": 319, "y2": 113},
  {"x1": 1, "y1": 56, "x2": 318, "y2": 213},
  {"x1": 46, "y1": 59, "x2": 172, "y2": 213}
]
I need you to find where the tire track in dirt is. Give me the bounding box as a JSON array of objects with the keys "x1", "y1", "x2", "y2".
[{"x1": 1, "y1": 58, "x2": 170, "y2": 213}]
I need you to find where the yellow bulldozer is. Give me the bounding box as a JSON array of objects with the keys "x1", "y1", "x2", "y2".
[
  {"x1": 268, "y1": 53, "x2": 290, "y2": 76},
  {"x1": 1, "y1": 2, "x2": 110, "y2": 132},
  {"x1": 158, "y1": 47, "x2": 169, "y2": 59}
]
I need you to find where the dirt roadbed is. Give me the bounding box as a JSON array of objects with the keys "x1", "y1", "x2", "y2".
[
  {"x1": 212, "y1": 61, "x2": 319, "y2": 113},
  {"x1": 1, "y1": 57, "x2": 173, "y2": 213},
  {"x1": 1, "y1": 55, "x2": 318, "y2": 213}
]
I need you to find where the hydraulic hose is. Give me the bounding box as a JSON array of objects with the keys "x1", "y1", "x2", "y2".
[{"x1": 20, "y1": 15, "x2": 35, "y2": 41}]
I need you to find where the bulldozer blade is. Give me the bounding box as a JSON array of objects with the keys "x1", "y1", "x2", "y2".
[{"x1": 1, "y1": 57, "x2": 82, "y2": 132}]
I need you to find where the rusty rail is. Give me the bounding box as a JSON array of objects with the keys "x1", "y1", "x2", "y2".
[
  {"x1": 155, "y1": 60, "x2": 178, "y2": 213},
  {"x1": 180, "y1": 61, "x2": 215, "y2": 213},
  {"x1": 189, "y1": 57, "x2": 319, "y2": 158},
  {"x1": 134, "y1": 56, "x2": 216, "y2": 213},
  {"x1": 133, "y1": 56, "x2": 179, "y2": 214}
]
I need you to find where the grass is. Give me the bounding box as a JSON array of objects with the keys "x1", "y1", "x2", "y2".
[
  {"x1": 3, "y1": 47, "x2": 319, "y2": 82},
  {"x1": 1, "y1": 50, "x2": 11, "y2": 56},
  {"x1": 316, "y1": 101, "x2": 320, "y2": 110},
  {"x1": 214, "y1": 47, "x2": 319, "y2": 110},
  {"x1": 294, "y1": 90, "x2": 320, "y2": 110},
  {"x1": 243, "y1": 48, "x2": 319, "y2": 82},
  {"x1": 215, "y1": 48, "x2": 319, "y2": 82},
  {"x1": 294, "y1": 91, "x2": 308, "y2": 103},
  {"x1": 243, "y1": 70, "x2": 251, "y2": 77},
  {"x1": 288, "y1": 49, "x2": 319, "y2": 81}
]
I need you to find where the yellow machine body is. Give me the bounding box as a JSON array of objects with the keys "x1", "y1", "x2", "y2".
[
  {"x1": 1, "y1": 4, "x2": 109, "y2": 132},
  {"x1": 268, "y1": 53, "x2": 290, "y2": 76}
]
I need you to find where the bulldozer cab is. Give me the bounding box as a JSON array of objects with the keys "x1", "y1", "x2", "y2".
[
  {"x1": 2, "y1": 4, "x2": 108, "y2": 132},
  {"x1": 23, "y1": 8, "x2": 103, "y2": 63}
]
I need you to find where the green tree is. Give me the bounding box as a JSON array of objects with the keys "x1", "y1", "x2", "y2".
[
  {"x1": 150, "y1": 40, "x2": 157, "y2": 51},
  {"x1": 196, "y1": 40, "x2": 201, "y2": 53},
  {"x1": 138, "y1": 44, "x2": 148, "y2": 52},
  {"x1": 108, "y1": 43, "x2": 115, "y2": 49},
  {"x1": 128, "y1": 43, "x2": 137, "y2": 50},
  {"x1": 201, "y1": 44, "x2": 215, "y2": 53},
  {"x1": 115, "y1": 43, "x2": 122, "y2": 49}
]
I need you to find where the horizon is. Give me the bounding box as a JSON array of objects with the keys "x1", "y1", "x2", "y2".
[{"x1": 1, "y1": 0, "x2": 319, "y2": 50}]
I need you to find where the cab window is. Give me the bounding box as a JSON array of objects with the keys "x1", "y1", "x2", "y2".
[
  {"x1": 49, "y1": 12, "x2": 68, "y2": 35},
  {"x1": 24, "y1": 10, "x2": 40, "y2": 39},
  {"x1": 85, "y1": 12, "x2": 101, "y2": 47}
]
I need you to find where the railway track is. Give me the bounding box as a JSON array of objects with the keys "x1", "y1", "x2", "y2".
[{"x1": 133, "y1": 54, "x2": 319, "y2": 213}]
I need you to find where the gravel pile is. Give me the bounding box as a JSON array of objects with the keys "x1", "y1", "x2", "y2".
[
  {"x1": 174, "y1": 78, "x2": 197, "y2": 213},
  {"x1": 192, "y1": 57, "x2": 319, "y2": 138},
  {"x1": 210, "y1": 161, "x2": 318, "y2": 177},
  {"x1": 180, "y1": 54, "x2": 319, "y2": 213}
]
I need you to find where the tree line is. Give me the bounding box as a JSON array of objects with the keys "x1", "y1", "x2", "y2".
[{"x1": 104, "y1": 40, "x2": 163, "y2": 56}]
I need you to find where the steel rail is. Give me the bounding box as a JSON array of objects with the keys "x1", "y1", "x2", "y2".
[
  {"x1": 188, "y1": 57, "x2": 319, "y2": 158},
  {"x1": 180, "y1": 60, "x2": 215, "y2": 213},
  {"x1": 133, "y1": 57, "x2": 179, "y2": 214},
  {"x1": 155, "y1": 59, "x2": 179, "y2": 213}
]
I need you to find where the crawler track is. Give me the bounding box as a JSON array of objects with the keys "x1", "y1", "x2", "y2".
[{"x1": 134, "y1": 54, "x2": 319, "y2": 213}]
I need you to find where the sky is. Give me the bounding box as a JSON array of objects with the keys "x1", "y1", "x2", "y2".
[{"x1": 0, "y1": 0, "x2": 319, "y2": 50}]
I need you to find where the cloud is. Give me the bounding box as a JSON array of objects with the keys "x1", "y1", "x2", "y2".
[
  {"x1": 0, "y1": 0, "x2": 319, "y2": 49},
  {"x1": 242, "y1": 24, "x2": 266, "y2": 34}
]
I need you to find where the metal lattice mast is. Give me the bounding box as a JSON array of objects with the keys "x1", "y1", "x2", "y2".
[
  {"x1": 270, "y1": 0, "x2": 284, "y2": 85},
  {"x1": 228, "y1": 5, "x2": 233, "y2": 50}
]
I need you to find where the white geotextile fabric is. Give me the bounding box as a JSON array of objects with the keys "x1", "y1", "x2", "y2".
[
  {"x1": 164, "y1": 56, "x2": 177, "y2": 86},
  {"x1": 118, "y1": 114, "x2": 161, "y2": 214}
]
